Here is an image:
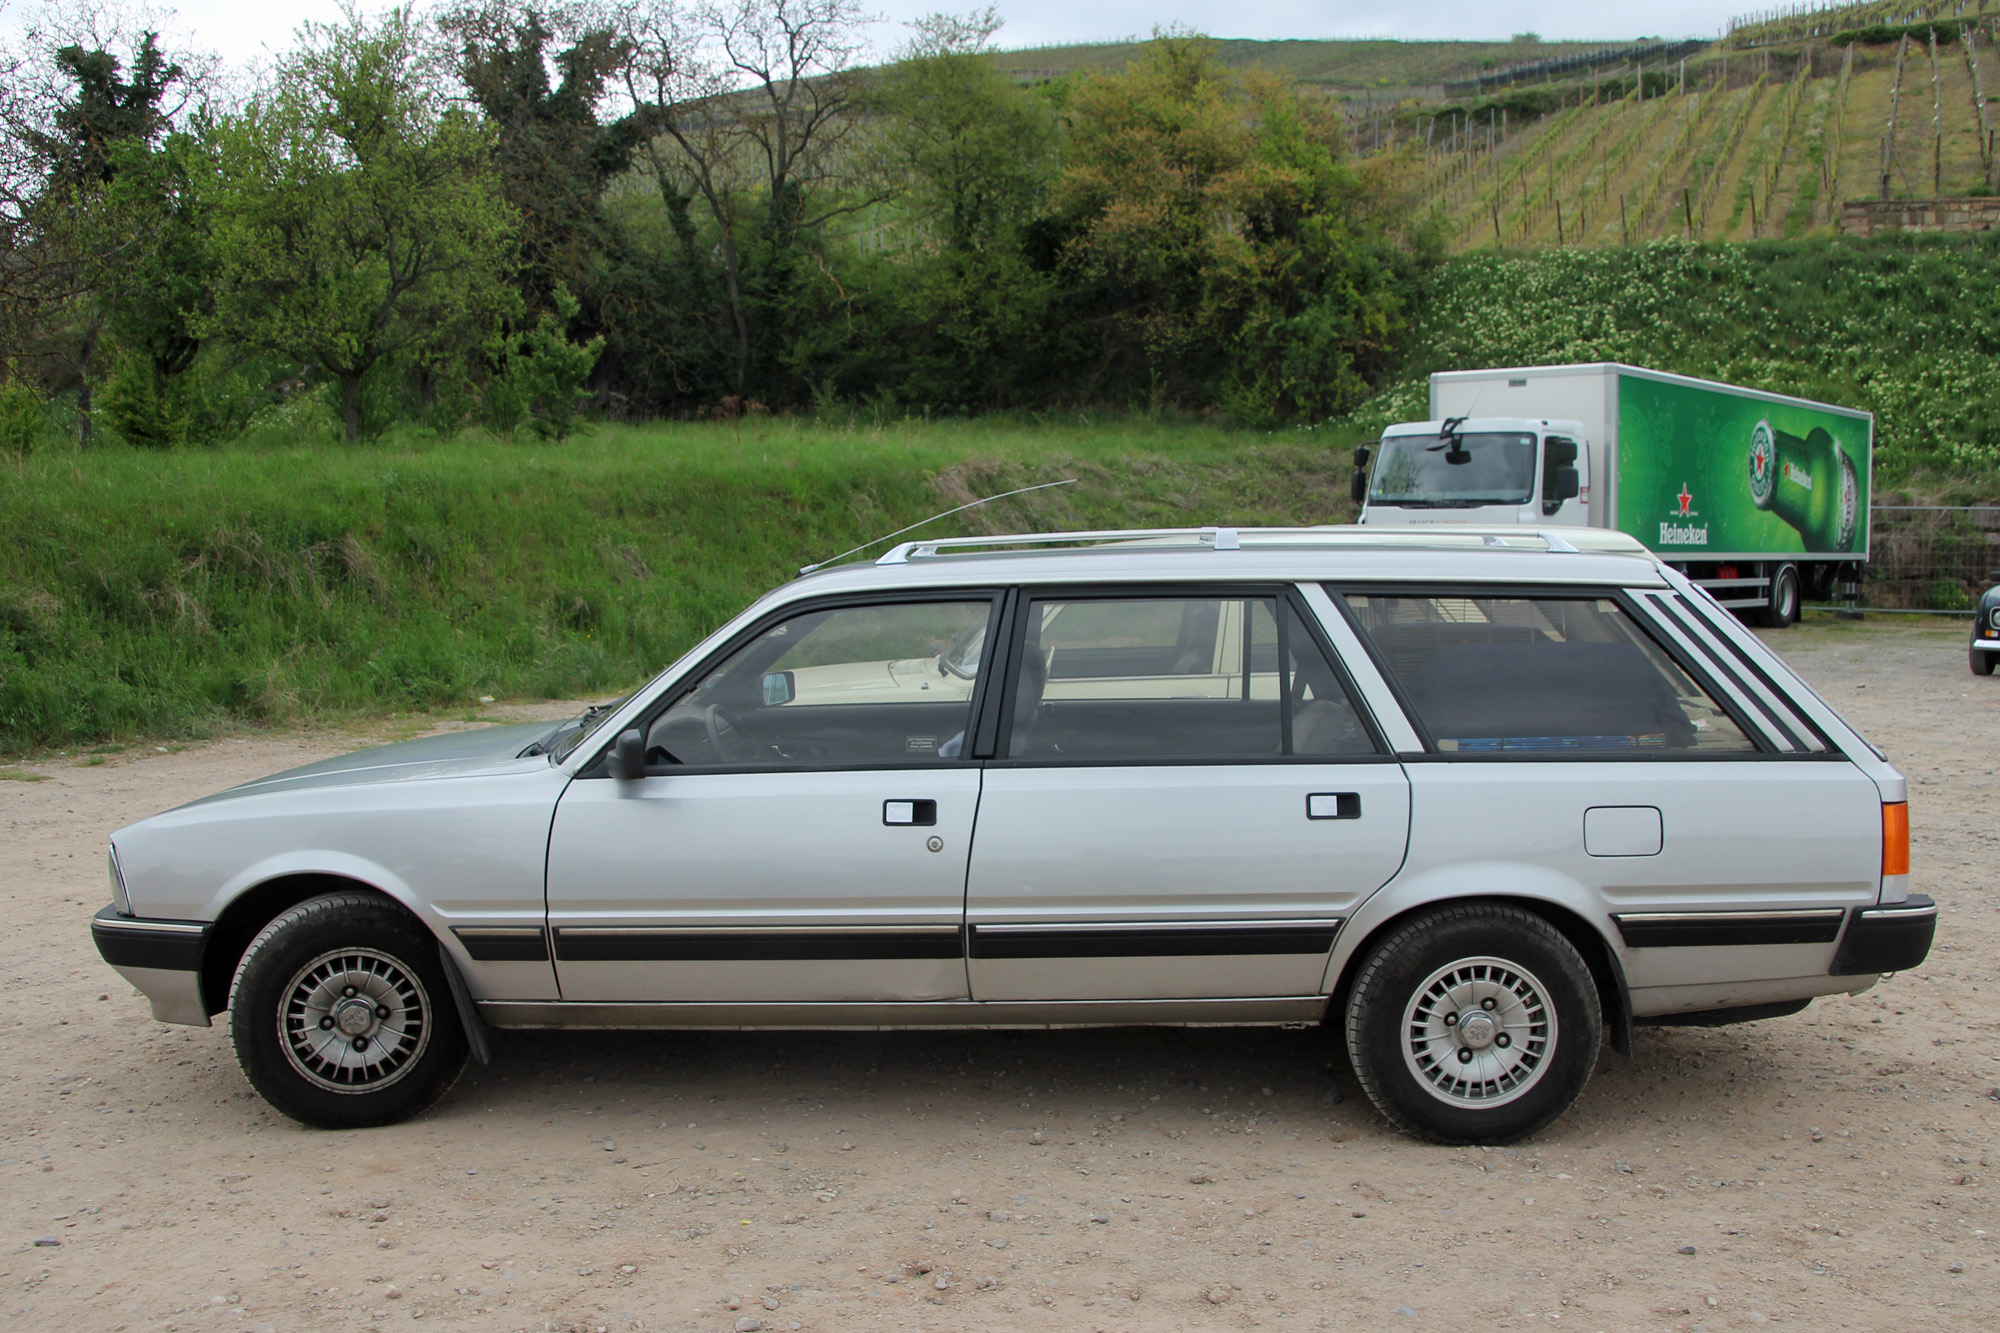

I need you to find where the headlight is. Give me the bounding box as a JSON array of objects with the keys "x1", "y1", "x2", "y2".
[{"x1": 108, "y1": 845, "x2": 131, "y2": 916}]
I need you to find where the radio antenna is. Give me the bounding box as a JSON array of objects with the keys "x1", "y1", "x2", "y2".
[{"x1": 798, "y1": 478, "x2": 1078, "y2": 575}]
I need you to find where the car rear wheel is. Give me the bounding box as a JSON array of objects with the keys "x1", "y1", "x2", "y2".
[
  {"x1": 229, "y1": 892, "x2": 468, "y2": 1129},
  {"x1": 1344, "y1": 904, "x2": 1601, "y2": 1144}
]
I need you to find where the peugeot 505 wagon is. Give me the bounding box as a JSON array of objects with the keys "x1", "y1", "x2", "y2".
[{"x1": 91, "y1": 526, "x2": 1936, "y2": 1143}]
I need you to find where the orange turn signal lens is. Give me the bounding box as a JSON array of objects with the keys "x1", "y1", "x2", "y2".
[{"x1": 1881, "y1": 802, "x2": 1910, "y2": 878}]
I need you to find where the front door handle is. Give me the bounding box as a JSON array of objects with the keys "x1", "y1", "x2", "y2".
[
  {"x1": 1306, "y1": 792, "x2": 1361, "y2": 820},
  {"x1": 884, "y1": 799, "x2": 938, "y2": 827}
]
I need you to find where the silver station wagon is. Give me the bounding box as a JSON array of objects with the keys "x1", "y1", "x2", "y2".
[{"x1": 91, "y1": 527, "x2": 1937, "y2": 1143}]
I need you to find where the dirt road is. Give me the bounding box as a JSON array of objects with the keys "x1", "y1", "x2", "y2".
[{"x1": 2, "y1": 618, "x2": 1995, "y2": 1333}]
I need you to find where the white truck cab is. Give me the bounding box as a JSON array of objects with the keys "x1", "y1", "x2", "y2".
[{"x1": 1359, "y1": 417, "x2": 1589, "y2": 528}]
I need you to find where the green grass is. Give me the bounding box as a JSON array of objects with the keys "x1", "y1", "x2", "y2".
[{"x1": 0, "y1": 416, "x2": 1356, "y2": 753}]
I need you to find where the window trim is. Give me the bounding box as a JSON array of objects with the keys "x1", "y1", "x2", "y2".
[
  {"x1": 1325, "y1": 582, "x2": 1780, "y2": 761},
  {"x1": 1632, "y1": 591, "x2": 1824, "y2": 752},
  {"x1": 579, "y1": 588, "x2": 1009, "y2": 778},
  {"x1": 1654, "y1": 590, "x2": 1840, "y2": 753},
  {"x1": 989, "y1": 582, "x2": 1392, "y2": 767}
]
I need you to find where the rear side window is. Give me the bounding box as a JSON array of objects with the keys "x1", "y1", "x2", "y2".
[
  {"x1": 1339, "y1": 593, "x2": 1756, "y2": 755},
  {"x1": 1005, "y1": 595, "x2": 1376, "y2": 761}
]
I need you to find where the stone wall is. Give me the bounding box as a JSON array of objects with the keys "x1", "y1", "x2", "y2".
[{"x1": 1840, "y1": 198, "x2": 2000, "y2": 236}]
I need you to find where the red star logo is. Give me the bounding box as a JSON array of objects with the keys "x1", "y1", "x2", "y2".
[{"x1": 1675, "y1": 484, "x2": 1693, "y2": 517}]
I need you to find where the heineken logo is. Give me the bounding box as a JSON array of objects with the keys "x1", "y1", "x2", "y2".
[
  {"x1": 1748, "y1": 421, "x2": 1777, "y2": 504},
  {"x1": 1658, "y1": 522, "x2": 1709, "y2": 546},
  {"x1": 1783, "y1": 459, "x2": 1813, "y2": 490},
  {"x1": 1675, "y1": 483, "x2": 1695, "y2": 517}
]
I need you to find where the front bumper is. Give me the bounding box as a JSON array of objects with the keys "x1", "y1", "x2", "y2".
[
  {"x1": 1832, "y1": 895, "x2": 1937, "y2": 975},
  {"x1": 91, "y1": 905, "x2": 212, "y2": 1026},
  {"x1": 1972, "y1": 636, "x2": 2000, "y2": 651}
]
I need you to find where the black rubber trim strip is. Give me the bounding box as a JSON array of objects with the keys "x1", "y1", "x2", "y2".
[
  {"x1": 91, "y1": 905, "x2": 206, "y2": 971},
  {"x1": 1613, "y1": 909, "x2": 1845, "y2": 948},
  {"x1": 1830, "y1": 895, "x2": 1937, "y2": 975},
  {"x1": 553, "y1": 928, "x2": 964, "y2": 962},
  {"x1": 969, "y1": 923, "x2": 1339, "y2": 959},
  {"x1": 452, "y1": 927, "x2": 552, "y2": 963},
  {"x1": 1636, "y1": 998, "x2": 1813, "y2": 1027}
]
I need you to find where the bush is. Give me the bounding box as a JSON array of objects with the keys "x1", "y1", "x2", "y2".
[{"x1": 0, "y1": 381, "x2": 44, "y2": 458}]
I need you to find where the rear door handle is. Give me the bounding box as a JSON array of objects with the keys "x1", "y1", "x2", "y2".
[
  {"x1": 884, "y1": 799, "x2": 938, "y2": 827},
  {"x1": 1306, "y1": 792, "x2": 1361, "y2": 820}
]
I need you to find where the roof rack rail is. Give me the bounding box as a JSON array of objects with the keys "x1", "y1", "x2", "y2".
[{"x1": 876, "y1": 527, "x2": 1242, "y2": 564}]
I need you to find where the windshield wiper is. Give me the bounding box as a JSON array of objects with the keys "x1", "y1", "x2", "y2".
[{"x1": 521, "y1": 699, "x2": 623, "y2": 758}]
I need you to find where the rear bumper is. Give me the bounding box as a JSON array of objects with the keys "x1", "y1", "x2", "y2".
[
  {"x1": 1832, "y1": 895, "x2": 1936, "y2": 976},
  {"x1": 91, "y1": 905, "x2": 212, "y2": 1026}
]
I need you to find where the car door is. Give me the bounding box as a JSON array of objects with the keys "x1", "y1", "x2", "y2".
[
  {"x1": 964, "y1": 587, "x2": 1411, "y2": 1002},
  {"x1": 544, "y1": 593, "x2": 1001, "y2": 1004}
]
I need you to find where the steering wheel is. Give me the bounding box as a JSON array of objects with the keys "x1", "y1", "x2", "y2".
[{"x1": 704, "y1": 705, "x2": 752, "y2": 763}]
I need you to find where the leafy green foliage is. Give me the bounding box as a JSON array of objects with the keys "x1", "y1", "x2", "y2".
[
  {"x1": 1333, "y1": 234, "x2": 2000, "y2": 480},
  {"x1": 201, "y1": 7, "x2": 518, "y2": 444},
  {"x1": 0, "y1": 379, "x2": 44, "y2": 457}
]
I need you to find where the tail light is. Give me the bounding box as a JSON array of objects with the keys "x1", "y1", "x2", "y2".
[{"x1": 1881, "y1": 802, "x2": 1909, "y2": 878}]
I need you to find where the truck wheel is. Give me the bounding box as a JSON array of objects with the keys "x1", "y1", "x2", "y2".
[
  {"x1": 1758, "y1": 564, "x2": 1800, "y2": 628},
  {"x1": 228, "y1": 892, "x2": 468, "y2": 1129},
  {"x1": 1974, "y1": 645, "x2": 1997, "y2": 677},
  {"x1": 1344, "y1": 905, "x2": 1601, "y2": 1145}
]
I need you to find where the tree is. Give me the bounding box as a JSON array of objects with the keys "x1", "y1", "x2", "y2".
[
  {"x1": 618, "y1": 0, "x2": 880, "y2": 398},
  {"x1": 204, "y1": 5, "x2": 518, "y2": 443},
  {"x1": 867, "y1": 8, "x2": 1059, "y2": 407},
  {"x1": 1048, "y1": 33, "x2": 1413, "y2": 419},
  {"x1": 1, "y1": 19, "x2": 200, "y2": 446}
]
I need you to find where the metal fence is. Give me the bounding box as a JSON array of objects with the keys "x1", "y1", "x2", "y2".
[{"x1": 1861, "y1": 505, "x2": 2000, "y2": 609}]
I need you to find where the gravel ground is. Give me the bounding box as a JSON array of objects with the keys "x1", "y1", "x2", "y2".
[{"x1": 1, "y1": 616, "x2": 1995, "y2": 1333}]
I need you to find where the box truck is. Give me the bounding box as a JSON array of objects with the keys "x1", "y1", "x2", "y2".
[{"x1": 1353, "y1": 363, "x2": 1871, "y2": 626}]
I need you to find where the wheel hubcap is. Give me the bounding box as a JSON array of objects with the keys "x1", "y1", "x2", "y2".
[
  {"x1": 1401, "y1": 956, "x2": 1557, "y2": 1109},
  {"x1": 279, "y1": 948, "x2": 431, "y2": 1094}
]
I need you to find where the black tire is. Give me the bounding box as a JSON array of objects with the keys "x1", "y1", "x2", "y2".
[
  {"x1": 1974, "y1": 644, "x2": 1997, "y2": 676},
  {"x1": 228, "y1": 892, "x2": 468, "y2": 1129},
  {"x1": 1757, "y1": 564, "x2": 1800, "y2": 629},
  {"x1": 1344, "y1": 904, "x2": 1601, "y2": 1145}
]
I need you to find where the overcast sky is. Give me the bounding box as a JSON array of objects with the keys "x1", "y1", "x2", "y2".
[{"x1": 2, "y1": 1, "x2": 1751, "y2": 70}]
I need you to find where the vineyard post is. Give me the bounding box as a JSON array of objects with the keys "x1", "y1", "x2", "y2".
[
  {"x1": 1620, "y1": 193, "x2": 1629, "y2": 245},
  {"x1": 1684, "y1": 185, "x2": 1694, "y2": 235},
  {"x1": 1750, "y1": 192, "x2": 1759, "y2": 237},
  {"x1": 1961, "y1": 25, "x2": 1992, "y2": 184},
  {"x1": 1556, "y1": 199, "x2": 1564, "y2": 245},
  {"x1": 1493, "y1": 203, "x2": 1503, "y2": 245},
  {"x1": 1885, "y1": 32, "x2": 1908, "y2": 199},
  {"x1": 1931, "y1": 28, "x2": 1943, "y2": 196}
]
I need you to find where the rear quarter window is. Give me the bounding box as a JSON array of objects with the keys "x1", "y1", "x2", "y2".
[{"x1": 1338, "y1": 592, "x2": 1757, "y2": 755}]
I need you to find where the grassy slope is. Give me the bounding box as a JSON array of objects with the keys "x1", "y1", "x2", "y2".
[
  {"x1": 0, "y1": 418, "x2": 1354, "y2": 753},
  {"x1": 985, "y1": 36, "x2": 1614, "y2": 90}
]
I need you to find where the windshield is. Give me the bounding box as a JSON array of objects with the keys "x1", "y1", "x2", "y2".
[{"x1": 1368, "y1": 431, "x2": 1538, "y2": 507}]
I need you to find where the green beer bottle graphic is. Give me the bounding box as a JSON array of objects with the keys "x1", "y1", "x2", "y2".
[{"x1": 1747, "y1": 421, "x2": 1859, "y2": 552}]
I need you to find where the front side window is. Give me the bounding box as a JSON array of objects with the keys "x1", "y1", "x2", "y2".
[
  {"x1": 1340, "y1": 592, "x2": 1755, "y2": 754},
  {"x1": 647, "y1": 600, "x2": 993, "y2": 767},
  {"x1": 1369, "y1": 431, "x2": 1538, "y2": 507},
  {"x1": 1005, "y1": 595, "x2": 1376, "y2": 761}
]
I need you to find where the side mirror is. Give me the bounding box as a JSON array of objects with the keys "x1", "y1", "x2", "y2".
[
  {"x1": 1353, "y1": 444, "x2": 1372, "y2": 468},
  {"x1": 1546, "y1": 438, "x2": 1579, "y2": 468},
  {"x1": 1553, "y1": 465, "x2": 1580, "y2": 501},
  {"x1": 608, "y1": 728, "x2": 645, "y2": 780},
  {"x1": 761, "y1": 671, "x2": 794, "y2": 705},
  {"x1": 1350, "y1": 470, "x2": 1368, "y2": 506},
  {"x1": 1989, "y1": 570, "x2": 2000, "y2": 584}
]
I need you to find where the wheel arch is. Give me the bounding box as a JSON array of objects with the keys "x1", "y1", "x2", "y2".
[
  {"x1": 199, "y1": 873, "x2": 422, "y2": 1017},
  {"x1": 1329, "y1": 893, "x2": 1633, "y2": 1057}
]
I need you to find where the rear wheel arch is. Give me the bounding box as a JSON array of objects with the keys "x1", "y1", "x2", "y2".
[
  {"x1": 200, "y1": 874, "x2": 419, "y2": 1016},
  {"x1": 1331, "y1": 894, "x2": 1631, "y2": 1055}
]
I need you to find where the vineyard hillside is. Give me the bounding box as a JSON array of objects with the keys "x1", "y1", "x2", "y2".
[{"x1": 1389, "y1": 4, "x2": 2000, "y2": 249}]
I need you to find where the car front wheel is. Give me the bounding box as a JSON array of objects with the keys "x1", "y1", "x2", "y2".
[
  {"x1": 1973, "y1": 644, "x2": 1996, "y2": 676},
  {"x1": 1344, "y1": 904, "x2": 1601, "y2": 1144},
  {"x1": 229, "y1": 892, "x2": 468, "y2": 1129}
]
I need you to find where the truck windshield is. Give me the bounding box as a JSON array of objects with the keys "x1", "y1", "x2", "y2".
[{"x1": 1369, "y1": 432, "x2": 1538, "y2": 507}]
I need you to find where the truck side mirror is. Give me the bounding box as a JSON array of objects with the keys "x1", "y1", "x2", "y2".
[
  {"x1": 1350, "y1": 470, "x2": 1368, "y2": 506},
  {"x1": 1554, "y1": 465, "x2": 1580, "y2": 501},
  {"x1": 1546, "y1": 438, "x2": 1578, "y2": 468},
  {"x1": 608, "y1": 728, "x2": 646, "y2": 780},
  {"x1": 1353, "y1": 445, "x2": 1372, "y2": 468}
]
